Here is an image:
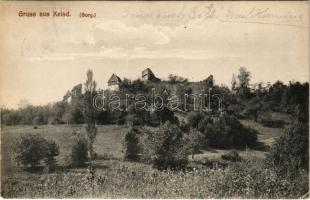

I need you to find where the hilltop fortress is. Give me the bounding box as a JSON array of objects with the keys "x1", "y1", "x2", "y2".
[{"x1": 63, "y1": 68, "x2": 161, "y2": 102}]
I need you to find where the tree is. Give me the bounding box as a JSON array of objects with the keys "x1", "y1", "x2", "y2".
[
  {"x1": 237, "y1": 67, "x2": 251, "y2": 88},
  {"x1": 176, "y1": 84, "x2": 193, "y2": 111},
  {"x1": 186, "y1": 129, "x2": 203, "y2": 159},
  {"x1": 141, "y1": 122, "x2": 190, "y2": 169},
  {"x1": 187, "y1": 112, "x2": 204, "y2": 128},
  {"x1": 43, "y1": 141, "x2": 59, "y2": 170},
  {"x1": 154, "y1": 107, "x2": 179, "y2": 125},
  {"x1": 85, "y1": 69, "x2": 97, "y2": 92},
  {"x1": 268, "y1": 81, "x2": 286, "y2": 109},
  {"x1": 71, "y1": 137, "x2": 88, "y2": 167},
  {"x1": 32, "y1": 109, "x2": 48, "y2": 125},
  {"x1": 196, "y1": 112, "x2": 258, "y2": 149},
  {"x1": 237, "y1": 67, "x2": 251, "y2": 98},
  {"x1": 266, "y1": 123, "x2": 309, "y2": 175},
  {"x1": 231, "y1": 74, "x2": 237, "y2": 91},
  {"x1": 168, "y1": 74, "x2": 188, "y2": 84},
  {"x1": 85, "y1": 123, "x2": 97, "y2": 160},
  {"x1": 16, "y1": 134, "x2": 45, "y2": 167},
  {"x1": 1, "y1": 110, "x2": 22, "y2": 125},
  {"x1": 204, "y1": 75, "x2": 214, "y2": 88},
  {"x1": 50, "y1": 101, "x2": 68, "y2": 124},
  {"x1": 123, "y1": 127, "x2": 141, "y2": 160},
  {"x1": 70, "y1": 99, "x2": 84, "y2": 124},
  {"x1": 15, "y1": 134, "x2": 59, "y2": 169},
  {"x1": 241, "y1": 96, "x2": 267, "y2": 121},
  {"x1": 83, "y1": 69, "x2": 98, "y2": 162}
]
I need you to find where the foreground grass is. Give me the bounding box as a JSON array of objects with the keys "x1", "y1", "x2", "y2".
[{"x1": 2, "y1": 159, "x2": 308, "y2": 198}]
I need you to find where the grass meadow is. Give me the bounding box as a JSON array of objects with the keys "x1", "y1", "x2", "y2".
[{"x1": 1, "y1": 112, "x2": 308, "y2": 198}]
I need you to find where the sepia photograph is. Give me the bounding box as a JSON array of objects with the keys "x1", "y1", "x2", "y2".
[{"x1": 0, "y1": 1, "x2": 309, "y2": 198}]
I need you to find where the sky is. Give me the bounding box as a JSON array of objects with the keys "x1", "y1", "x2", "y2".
[{"x1": 0, "y1": 1, "x2": 308, "y2": 108}]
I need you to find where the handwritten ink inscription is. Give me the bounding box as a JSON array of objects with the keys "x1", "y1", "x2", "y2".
[{"x1": 120, "y1": 3, "x2": 304, "y2": 28}]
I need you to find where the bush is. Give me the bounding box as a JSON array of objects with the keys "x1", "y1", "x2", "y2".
[
  {"x1": 15, "y1": 134, "x2": 59, "y2": 169},
  {"x1": 242, "y1": 127, "x2": 258, "y2": 148},
  {"x1": 221, "y1": 150, "x2": 241, "y2": 162},
  {"x1": 179, "y1": 119, "x2": 190, "y2": 133},
  {"x1": 154, "y1": 107, "x2": 179, "y2": 125},
  {"x1": 71, "y1": 138, "x2": 88, "y2": 167},
  {"x1": 266, "y1": 123, "x2": 309, "y2": 176},
  {"x1": 197, "y1": 116, "x2": 212, "y2": 132},
  {"x1": 123, "y1": 127, "x2": 141, "y2": 160},
  {"x1": 141, "y1": 122, "x2": 190, "y2": 169},
  {"x1": 148, "y1": 112, "x2": 160, "y2": 126},
  {"x1": 126, "y1": 105, "x2": 150, "y2": 126},
  {"x1": 292, "y1": 104, "x2": 309, "y2": 123},
  {"x1": 257, "y1": 112, "x2": 285, "y2": 128},
  {"x1": 125, "y1": 114, "x2": 144, "y2": 126},
  {"x1": 199, "y1": 113, "x2": 258, "y2": 149},
  {"x1": 116, "y1": 111, "x2": 126, "y2": 125},
  {"x1": 43, "y1": 141, "x2": 60, "y2": 170},
  {"x1": 187, "y1": 112, "x2": 204, "y2": 128},
  {"x1": 240, "y1": 97, "x2": 268, "y2": 121},
  {"x1": 185, "y1": 129, "x2": 204, "y2": 159}
]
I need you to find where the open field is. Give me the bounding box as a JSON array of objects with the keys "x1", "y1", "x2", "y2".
[
  {"x1": 1, "y1": 124, "x2": 126, "y2": 176},
  {"x1": 2, "y1": 112, "x2": 307, "y2": 198},
  {"x1": 1, "y1": 113, "x2": 286, "y2": 174}
]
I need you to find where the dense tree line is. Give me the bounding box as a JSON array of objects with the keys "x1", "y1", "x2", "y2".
[{"x1": 1, "y1": 68, "x2": 308, "y2": 127}]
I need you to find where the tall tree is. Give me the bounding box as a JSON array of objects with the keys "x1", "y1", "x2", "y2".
[
  {"x1": 231, "y1": 74, "x2": 237, "y2": 91},
  {"x1": 237, "y1": 67, "x2": 251, "y2": 99},
  {"x1": 237, "y1": 67, "x2": 251, "y2": 88},
  {"x1": 83, "y1": 69, "x2": 97, "y2": 162}
]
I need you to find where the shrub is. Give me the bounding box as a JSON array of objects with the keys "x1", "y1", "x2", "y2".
[
  {"x1": 116, "y1": 111, "x2": 126, "y2": 125},
  {"x1": 125, "y1": 114, "x2": 144, "y2": 126},
  {"x1": 85, "y1": 123, "x2": 97, "y2": 160},
  {"x1": 292, "y1": 104, "x2": 309, "y2": 123},
  {"x1": 266, "y1": 123, "x2": 309, "y2": 176},
  {"x1": 200, "y1": 113, "x2": 258, "y2": 149},
  {"x1": 71, "y1": 138, "x2": 88, "y2": 167},
  {"x1": 15, "y1": 134, "x2": 59, "y2": 168},
  {"x1": 187, "y1": 112, "x2": 204, "y2": 128},
  {"x1": 240, "y1": 97, "x2": 268, "y2": 121},
  {"x1": 197, "y1": 116, "x2": 213, "y2": 132},
  {"x1": 226, "y1": 103, "x2": 244, "y2": 118},
  {"x1": 154, "y1": 107, "x2": 179, "y2": 125},
  {"x1": 179, "y1": 119, "x2": 190, "y2": 133},
  {"x1": 257, "y1": 112, "x2": 285, "y2": 128},
  {"x1": 141, "y1": 122, "x2": 190, "y2": 169},
  {"x1": 126, "y1": 105, "x2": 150, "y2": 126},
  {"x1": 221, "y1": 150, "x2": 241, "y2": 162},
  {"x1": 149, "y1": 112, "x2": 160, "y2": 127},
  {"x1": 242, "y1": 127, "x2": 258, "y2": 148},
  {"x1": 185, "y1": 129, "x2": 204, "y2": 159},
  {"x1": 43, "y1": 141, "x2": 59, "y2": 170},
  {"x1": 123, "y1": 127, "x2": 141, "y2": 160},
  {"x1": 223, "y1": 114, "x2": 258, "y2": 149}
]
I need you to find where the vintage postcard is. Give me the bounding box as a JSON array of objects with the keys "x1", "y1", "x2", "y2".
[{"x1": 0, "y1": 1, "x2": 309, "y2": 198}]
